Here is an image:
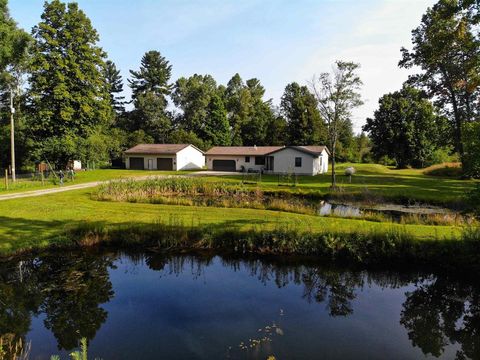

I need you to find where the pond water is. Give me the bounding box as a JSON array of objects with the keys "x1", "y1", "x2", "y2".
[{"x1": 0, "y1": 250, "x2": 478, "y2": 360}]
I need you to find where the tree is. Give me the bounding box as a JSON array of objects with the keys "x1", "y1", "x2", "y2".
[
  {"x1": 171, "y1": 74, "x2": 218, "y2": 136},
  {"x1": 399, "y1": 0, "x2": 480, "y2": 164},
  {"x1": 128, "y1": 51, "x2": 173, "y2": 142},
  {"x1": 224, "y1": 73, "x2": 251, "y2": 145},
  {"x1": 128, "y1": 50, "x2": 172, "y2": 99},
  {"x1": 204, "y1": 94, "x2": 230, "y2": 146},
  {"x1": 363, "y1": 86, "x2": 442, "y2": 168},
  {"x1": 0, "y1": 0, "x2": 30, "y2": 173},
  {"x1": 280, "y1": 82, "x2": 325, "y2": 146},
  {"x1": 240, "y1": 78, "x2": 275, "y2": 146},
  {"x1": 462, "y1": 121, "x2": 480, "y2": 178},
  {"x1": 0, "y1": 0, "x2": 30, "y2": 80},
  {"x1": 311, "y1": 61, "x2": 363, "y2": 187},
  {"x1": 104, "y1": 60, "x2": 125, "y2": 113},
  {"x1": 28, "y1": 0, "x2": 112, "y2": 166}
]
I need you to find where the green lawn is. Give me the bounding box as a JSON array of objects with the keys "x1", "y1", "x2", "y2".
[
  {"x1": 0, "y1": 186, "x2": 464, "y2": 255},
  {"x1": 0, "y1": 169, "x2": 190, "y2": 194},
  {"x1": 209, "y1": 163, "x2": 477, "y2": 206}
]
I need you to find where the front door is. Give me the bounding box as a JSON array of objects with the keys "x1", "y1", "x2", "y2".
[{"x1": 148, "y1": 159, "x2": 154, "y2": 170}]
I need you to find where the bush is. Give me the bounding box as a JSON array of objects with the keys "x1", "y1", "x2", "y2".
[
  {"x1": 462, "y1": 122, "x2": 480, "y2": 178},
  {"x1": 466, "y1": 183, "x2": 480, "y2": 216},
  {"x1": 423, "y1": 162, "x2": 462, "y2": 177}
]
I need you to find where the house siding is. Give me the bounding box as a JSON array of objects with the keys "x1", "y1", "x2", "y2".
[
  {"x1": 205, "y1": 155, "x2": 265, "y2": 172},
  {"x1": 176, "y1": 145, "x2": 205, "y2": 170}
]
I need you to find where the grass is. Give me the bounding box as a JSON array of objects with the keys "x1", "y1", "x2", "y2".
[
  {"x1": 204, "y1": 163, "x2": 478, "y2": 207},
  {"x1": 0, "y1": 162, "x2": 477, "y2": 273},
  {"x1": 0, "y1": 169, "x2": 192, "y2": 194},
  {"x1": 0, "y1": 186, "x2": 464, "y2": 254}
]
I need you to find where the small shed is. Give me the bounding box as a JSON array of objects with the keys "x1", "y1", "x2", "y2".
[{"x1": 124, "y1": 144, "x2": 205, "y2": 171}]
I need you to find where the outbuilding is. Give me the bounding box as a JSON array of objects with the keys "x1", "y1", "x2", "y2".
[{"x1": 124, "y1": 144, "x2": 205, "y2": 171}]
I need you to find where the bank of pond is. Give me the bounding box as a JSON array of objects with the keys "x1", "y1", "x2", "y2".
[
  {"x1": 0, "y1": 249, "x2": 478, "y2": 359},
  {"x1": 94, "y1": 177, "x2": 477, "y2": 226}
]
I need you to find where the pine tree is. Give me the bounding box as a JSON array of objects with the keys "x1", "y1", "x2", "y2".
[
  {"x1": 28, "y1": 0, "x2": 112, "y2": 164},
  {"x1": 128, "y1": 50, "x2": 172, "y2": 99},
  {"x1": 104, "y1": 60, "x2": 125, "y2": 113}
]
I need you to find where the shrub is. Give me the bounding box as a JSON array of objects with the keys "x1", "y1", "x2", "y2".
[{"x1": 423, "y1": 162, "x2": 462, "y2": 177}]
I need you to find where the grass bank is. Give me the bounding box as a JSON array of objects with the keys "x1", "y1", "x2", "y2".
[
  {"x1": 56, "y1": 217, "x2": 480, "y2": 276},
  {"x1": 211, "y1": 163, "x2": 478, "y2": 208},
  {"x1": 0, "y1": 185, "x2": 476, "y2": 273}
]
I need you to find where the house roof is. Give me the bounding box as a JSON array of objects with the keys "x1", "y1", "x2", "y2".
[
  {"x1": 125, "y1": 144, "x2": 203, "y2": 155},
  {"x1": 205, "y1": 146, "x2": 283, "y2": 156},
  {"x1": 266, "y1": 145, "x2": 330, "y2": 157}
]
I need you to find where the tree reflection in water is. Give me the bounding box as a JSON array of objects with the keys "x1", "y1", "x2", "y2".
[{"x1": 0, "y1": 251, "x2": 478, "y2": 359}]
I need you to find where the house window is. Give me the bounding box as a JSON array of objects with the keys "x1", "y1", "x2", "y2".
[
  {"x1": 245, "y1": 156, "x2": 250, "y2": 163},
  {"x1": 255, "y1": 156, "x2": 265, "y2": 165},
  {"x1": 295, "y1": 157, "x2": 302, "y2": 167}
]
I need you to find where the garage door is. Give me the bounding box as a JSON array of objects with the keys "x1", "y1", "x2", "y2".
[
  {"x1": 129, "y1": 157, "x2": 144, "y2": 170},
  {"x1": 212, "y1": 159, "x2": 236, "y2": 171},
  {"x1": 157, "y1": 158, "x2": 173, "y2": 170}
]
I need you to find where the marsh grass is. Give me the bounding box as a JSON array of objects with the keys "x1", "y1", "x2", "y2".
[
  {"x1": 61, "y1": 216, "x2": 480, "y2": 274},
  {"x1": 95, "y1": 178, "x2": 317, "y2": 215}
]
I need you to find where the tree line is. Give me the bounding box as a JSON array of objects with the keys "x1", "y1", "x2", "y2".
[
  {"x1": 0, "y1": 0, "x2": 369, "y2": 172},
  {"x1": 364, "y1": 0, "x2": 480, "y2": 177}
]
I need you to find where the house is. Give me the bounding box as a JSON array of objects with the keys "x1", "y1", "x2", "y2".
[
  {"x1": 205, "y1": 146, "x2": 283, "y2": 172},
  {"x1": 205, "y1": 145, "x2": 329, "y2": 175},
  {"x1": 124, "y1": 144, "x2": 205, "y2": 171},
  {"x1": 265, "y1": 146, "x2": 329, "y2": 175}
]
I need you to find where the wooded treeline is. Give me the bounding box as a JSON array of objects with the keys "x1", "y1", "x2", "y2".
[
  {"x1": 0, "y1": 0, "x2": 369, "y2": 170},
  {"x1": 1, "y1": 0, "x2": 479, "y2": 177}
]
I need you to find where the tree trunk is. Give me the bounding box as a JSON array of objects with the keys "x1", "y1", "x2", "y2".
[{"x1": 331, "y1": 150, "x2": 336, "y2": 188}]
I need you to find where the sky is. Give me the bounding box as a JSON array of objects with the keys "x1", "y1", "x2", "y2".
[{"x1": 9, "y1": 0, "x2": 436, "y2": 132}]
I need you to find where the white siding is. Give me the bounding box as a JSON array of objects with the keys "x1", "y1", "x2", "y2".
[
  {"x1": 206, "y1": 155, "x2": 265, "y2": 171},
  {"x1": 320, "y1": 150, "x2": 329, "y2": 173},
  {"x1": 269, "y1": 148, "x2": 316, "y2": 175},
  {"x1": 176, "y1": 145, "x2": 205, "y2": 170}
]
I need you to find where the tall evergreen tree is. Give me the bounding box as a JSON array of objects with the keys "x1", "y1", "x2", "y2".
[
  {"x1": 28, "y1": 0, "x2": 112, "y2": 165},
  {"x1": 129, "y1": 50, "x2": 172, "y2": 99},
  {"x1": 128, "y1": 51, "x2": 172, "y2": 142},
  {"x1": 104, "y1": 60, "x2": 125, "y2": 113},
  {"x1": 280, "y1": 82, "x2": 325, "y2": 146}
]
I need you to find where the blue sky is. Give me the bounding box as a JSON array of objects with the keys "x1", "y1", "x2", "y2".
[{"x1": 9, "y1": 0, "x2": 435, "y2": 132}]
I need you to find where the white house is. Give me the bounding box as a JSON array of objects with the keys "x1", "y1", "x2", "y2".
[
  {"x1": 266, "y1": 146, "x2": 329, "y2": 175},
  {"x1": 205, "y1": 145, "x2": 329, "y2": 175},
  {"x1": 205, "y1": 146, "x2": 283, "y2": 172},
  {"x1": 124, "y1": 144, "x2": 205, "y2": 171}
]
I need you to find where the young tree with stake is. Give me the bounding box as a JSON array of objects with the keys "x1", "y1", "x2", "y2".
[{"x1": 311, "y1": 61, "x2": 363, "y2": 188}]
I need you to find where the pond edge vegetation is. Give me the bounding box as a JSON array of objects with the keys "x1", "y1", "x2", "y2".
[{"x1": 29, "y1": 217, "x2": 476, "y2": 277}]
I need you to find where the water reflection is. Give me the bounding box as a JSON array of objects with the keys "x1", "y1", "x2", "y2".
[{"x1": 0, "y1": 251, "x2": 478, "y2": 359}]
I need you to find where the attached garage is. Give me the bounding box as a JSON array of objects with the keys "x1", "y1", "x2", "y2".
[
  {"x1": 212, "y1": 159, "x2": 236, "y2": 171},
  {"x1": 157, "y1": 158, "x2": 173, "y2": 170},
  {"x1": 129, "y1": 157, "x2": 144, "y2": 170}
]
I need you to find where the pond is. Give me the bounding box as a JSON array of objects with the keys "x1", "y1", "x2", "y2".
[{"x1": 0, "y1": 250, "x2": 478, "y2": 360}]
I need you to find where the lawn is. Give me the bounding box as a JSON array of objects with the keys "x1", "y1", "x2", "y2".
[
  {"x1": 0, "y1": 169, "x2": 191, "y2": 194},
  {"x1": 0, "y1": 186, "x2": 464, "y2": 255},
  {"x1": 206, "y1": 163, "x2": 477, "y2": 206}
]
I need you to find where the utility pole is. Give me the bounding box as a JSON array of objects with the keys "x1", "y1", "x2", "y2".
[{"x1": 10, "y1": 87, "x2": 16, "y2": 182}]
